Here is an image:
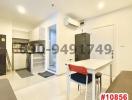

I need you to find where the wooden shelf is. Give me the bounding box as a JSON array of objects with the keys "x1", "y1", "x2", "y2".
[
  {"x1": 13, "y1": 52, "x2": 27, "y2": 53},
  {"x1": 12, "y1": 38, "x2": 29, "y2": 53}
]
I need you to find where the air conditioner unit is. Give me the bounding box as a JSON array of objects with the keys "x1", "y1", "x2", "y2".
[{"x1": 64, "y1": 16, "x2": 80, "y2": 28}]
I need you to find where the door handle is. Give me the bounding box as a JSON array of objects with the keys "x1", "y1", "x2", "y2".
[{"x1": 112, "y1": 50, "x2": 114, "y2": 59}]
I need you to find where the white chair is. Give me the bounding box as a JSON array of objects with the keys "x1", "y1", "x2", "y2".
[{"x1": 67, "y1": 64, "x2": 102, "y2": 100}]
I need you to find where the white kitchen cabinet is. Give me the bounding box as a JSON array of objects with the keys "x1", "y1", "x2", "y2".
[
  {"x1": 31, "y1": 54, "x2": 45, "y2": 74},
  {"x1": 30, "y1": 27, "x2": 45, "y2": 41},
  {"x1": 14, "y1": 54, "x2": 27, "y2": 70},
  {"x1": 12, "y1": 30, "x2": 30, "y2": 39}
]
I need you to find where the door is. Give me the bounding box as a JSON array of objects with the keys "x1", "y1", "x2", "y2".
[
  {"x1": 90, "y1": 25, "x2": 114, "y2": 89},
  {"x1": 0, "y1": 35, "x2": 6, "y2": 75},
  {"x1": 75, "y1": 34, "x2": 85, "y2": 61},
  {"x1": 75, "y1": 33, "x2": 90, "y2": 61},
  {"x1": 48, "y1": 25, "x2": 57, "y2": 72},
  {"x1": 90, "y1": 25, "x2": 114, "y2": 59}
]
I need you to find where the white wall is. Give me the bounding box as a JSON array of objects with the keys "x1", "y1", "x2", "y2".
[
  {"x1": 75, "y1": 6, "x2": 132, "y2": 77},
  {"x1": 0, "y1": 18, "x2": 12, "y2": 63},
  {"x1": 33, "y1": 6, "x2": 132, "y2": 76},
  {"x1": 12, "y1": 29, "x2": 30, "y2": 39},
  {"x1": 40, "y1": 14, "x2": 58, "y2": 72},
  {"x1": 57, "y1": 14, "x2": 75, "y2": 74},
  {"x1": 60, "y1": 6, "x2": 132, "y2": 88},
  {"x1": 31, "y1": 26, "x2": 45, "y2": 41},
  {"x1": 30, "y1": 27, "x2": 40, "y2": 41},
  {"x1": 35, "y1": 13, "x2": 75, "y2": 74},
  {"x1": 0, "y1": 17, "x2": 31, "y2": 66}
]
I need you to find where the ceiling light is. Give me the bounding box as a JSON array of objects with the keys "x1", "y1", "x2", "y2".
[
  {"x1": 17, "y1": 5, "x2": 26, "y2": 14},
  {"x1": 98, "y1": 1, "x2": 105, "y2": 10}
]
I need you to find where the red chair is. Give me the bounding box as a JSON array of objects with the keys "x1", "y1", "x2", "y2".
[{"x1": 67, "y1": 64, "x2": 92, "y2": 100}]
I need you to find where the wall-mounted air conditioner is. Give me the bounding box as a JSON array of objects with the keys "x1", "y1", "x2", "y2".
[{"x1": 64, "y1": 16, "x2": 80, "y2": 28}]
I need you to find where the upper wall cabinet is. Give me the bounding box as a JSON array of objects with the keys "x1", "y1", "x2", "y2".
[
  {"x1": 12, "y1": 30, "x2": 30, "y2": 39},
  {"x1": 31, "y1": 27, "x2": 45, "y2": 41}
]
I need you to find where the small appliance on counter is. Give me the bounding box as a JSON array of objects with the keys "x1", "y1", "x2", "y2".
[{"x1": 29, "y1": 40, "x2": 45, "y2": 53}]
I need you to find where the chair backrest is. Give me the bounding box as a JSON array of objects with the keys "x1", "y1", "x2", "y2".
[{"x1": 68, "y1": 64, "x2": 88, "y2": 75}]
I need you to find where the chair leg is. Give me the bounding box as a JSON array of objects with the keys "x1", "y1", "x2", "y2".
[
  {"x1": 95, "y1": 81, "x2": 97, "y2": 98},
  {"x1": 98, "y1": 81, "x2": 100, "y2": 94},
  {"x1": 96, "y1": 79, "x2": 99, "y2": 97},
  {"x1": 78, "y1": 84, "x2": 82, "y2": 94},
  {"x1": 85, "y1": 85, "x2": 88, "y2": 100},
  {"x1": 85, "y1": 76, "x2": 88, "y2": 100},
  {"x1": 78, "y1": 84, "x2": 80, "y2": 91},
  {"x1": 67, "y1": 75, "x2": 71, "y2": 100},
  {"x1": 100, "y1": 77, "x2": 102, "y2": 92}
]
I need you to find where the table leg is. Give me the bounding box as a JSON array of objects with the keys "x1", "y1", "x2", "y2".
[
  {"x1": 67, "y1": 74, "x2": 70, "y2": 100},
  {"x1": 110, "y1": 63, "x2": 112, "y2": 84},
  {"x1": 92, "y1": 71, "x2": 96, "y2": 100}
]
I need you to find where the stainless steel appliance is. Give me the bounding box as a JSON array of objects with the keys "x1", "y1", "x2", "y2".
[
  {"x1": 34, "y1": 44, "x2": 44, "y2": 53},
  {"x1": 75, "y1": 33, "x2": 90, "y2": 61},
  {"x1": 30, "y1": 40, "x2": 45, "y2": 53}
]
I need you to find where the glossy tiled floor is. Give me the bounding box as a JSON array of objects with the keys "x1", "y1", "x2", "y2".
[
  {"x1": 15, "y1": 74, "x2": 94, "y2": 100},
  {"x1": 0, "y1": 71, "x2": 109, "y2": 100},
  {"x1": 0, "y1": 71, "x2": 46, "y2": 91}
]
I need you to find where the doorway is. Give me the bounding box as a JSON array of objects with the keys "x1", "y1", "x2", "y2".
[
  {"x1": 90, "y1": 25, "x2": 115, "y2": 89},
  {"x1": 48, "y1": 25, "x2": 57, "y2": 72},
  {"x1": 90, "y1": 25, "x2": 114, "y2": 59}
]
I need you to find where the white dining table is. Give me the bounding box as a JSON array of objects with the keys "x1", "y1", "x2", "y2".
[{"x1": 67, "y1": 59, "x2": 113, "y2": 100}]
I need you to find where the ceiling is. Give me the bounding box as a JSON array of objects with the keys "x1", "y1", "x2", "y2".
[
  {"x1": 54, "y1": 0, "x2": 132, "y2": 20},
  {"x1": 0, "y1": 0, "x2": 56, "y2": 31},
  {"x1": 0, "y1": 0, "x2": 132, "y2": 31}
]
